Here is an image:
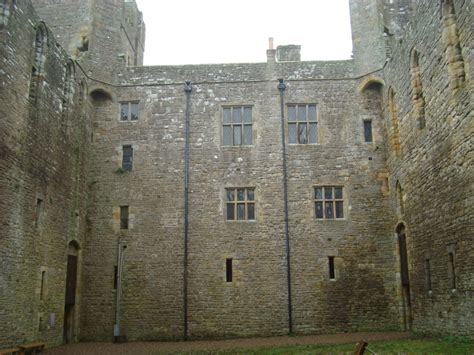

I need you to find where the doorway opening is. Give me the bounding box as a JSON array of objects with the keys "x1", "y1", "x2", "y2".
[
  {"x1": 396, "y1": 223, "x2": 412, "y2": 330},
  {"x1": 64, "y1": 241, "x2": 79, "y2": 343}
]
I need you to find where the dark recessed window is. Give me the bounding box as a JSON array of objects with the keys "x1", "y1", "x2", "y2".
[
  {"x1": 328, "y1": 256, "x2": 336, "y2": 280},
  {"x1": 120, "y1": 102, "x2": 139, "y2": 121},
  {"x1": 120, "y1": 206, "x2": 129, "y2": 230},
  {"x1": 448, "y1": 252, "x2": 456, "y2": 290},
  {"x1": 364, "y1": 120, "x2": 373, "y2": 142},
  {"x1": 314, "y1": 186, "x2": 344, "y2": 219},
  {"x1": 35, "y1": 198, "x2": 43, "y2": 228},
  {"x1": 226, "y1": 188, "x2": 255, "y2": 221},
  {"x1": 122, "y1": 145, "x2": 133, "y2": 171},
  {"x1": 223, "y1": 106, "x2": 252, "y2": 146},
  {"x1": 288, "y1": 104, "x2": 317, "y2": 144},
  {"x1": 425, "y1": 258, "x2": 432, "y2": 292},
  {"x1": 113, "y1": 266, "x2": 118, "y2": 289},
  {"x1": 226, "y1": 258, "x2": 233, "y2": 282}
]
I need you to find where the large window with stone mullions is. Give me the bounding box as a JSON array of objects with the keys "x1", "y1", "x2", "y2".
[
  {"x1": 226, "y1": 188, "x2": 255, "y2": 221},
  {"x1": 314, "y1": 186, "x2": 344, "y2": 219},
  {"x1": 288, "y1": 104, "x2": 318, "y2": 144},
  {"x1": 223, "y1": 106, "x2": 252, "y2": 146}
]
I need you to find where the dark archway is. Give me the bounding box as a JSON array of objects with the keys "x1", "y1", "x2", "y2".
[
  {"x1": 396, "y1": 223, "x2": 412, "y2": 330},
  {"x1": 64, "y1": 240, "x2": 79, "y2": 343}
]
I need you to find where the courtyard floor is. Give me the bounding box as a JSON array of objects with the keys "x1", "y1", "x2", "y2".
[{"x1": 44, "y1": 331, "x2": 411, "y2": 354}]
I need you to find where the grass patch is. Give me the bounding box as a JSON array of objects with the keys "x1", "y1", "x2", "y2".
[{"x1": 164, "y1": 337, "x2": 474, "y2": 354}]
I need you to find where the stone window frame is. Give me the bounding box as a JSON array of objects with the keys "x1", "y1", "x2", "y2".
[
  {"x1": 0, "y1": 0, "x2": 15, "y2": 27},
  {"x1": 122, "y1": 144, "x2": 133, "y2": 171},
  {"x1": 222, "y1": 105, "x2": 253, "y2": 146},
  {"x1": 363, "y1": 119, "x2": 373, "y2": 143},
  {"x1": 119, "y1": 101, "x2": 139, "y2": 121},
  {"x1": 225, "y1": 187, "x2": 256, "y2": 221},
  {"x1": 287, "y1": 103, "x2": 318, "y2": 145},
  {"x1": 29, "y1": 22, "x2": 48, "y2": 101},
  {"x1": 313, "y1": 185, "x2": 345, "y2": 220}
]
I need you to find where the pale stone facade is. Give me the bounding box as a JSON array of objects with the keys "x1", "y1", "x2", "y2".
[{"x1": 0, "y1": 0, "x2": 472, "y2": 348}]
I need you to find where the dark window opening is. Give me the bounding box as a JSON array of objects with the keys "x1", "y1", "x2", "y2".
[
  {"x1": 40, "y1": 270, "x2": 45, "y2": 300},
  {"x1": 122, "y1": 145, "x2": 133, "y2": 171},
  {"x1": 113, "y1": 266, "x2": 118, "y2": 289},
  {"x1": 226, "y1": 188, "x2": 255, "y2": 221},
  {"x1": 328, "y1": 256, "x2": 335, "y2": 279},
  {"x1": 35, "y1": 198, "x2": 43, "y2": 227},
  {"x1": 314, "y1": 186, "x2": 344, "y2": 219},
  {"x1": 425, "y1": 258, "x2": 432, "y2": 291},
  {"x1": 226, "y1": 258, "x2": 233, "y2": 282},
  {"x1": 222, "y1": 106, "x2": 252, "y2": 146},
  {"x1": 120, "y1": 206, "x2": 129, "y2": 230},
  {"x1": 448, "y1": 252, "x2": 456, "y2": 289},
  {"x1": 364, "y1": 120, "x2": 373, "y2": 142}
]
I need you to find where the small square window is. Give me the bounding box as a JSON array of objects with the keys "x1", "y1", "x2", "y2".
[
  {"x1": 120, "y1": 101, "x2": 139, "y2": 121},
  {"x1": 314, "y1": 186, "x2": 344, "y2": 219},
  {"x1": 226, "y1": 188, "x2": 255, "y2": 221}
]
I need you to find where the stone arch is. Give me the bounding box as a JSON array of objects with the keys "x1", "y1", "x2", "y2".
[
  {"x1": 409, "y1": 48, "x2": 425, "y2": 129},
  {"x1": 29, "y1": 22, "x2": 48, "y2": 101},
  {"x1": 89, "y1": 87, "x2": 113, "y2": 102},
  {"x1": 387, "y1": 87, "x2": 401, "y2": 156},
  {"x1": 357, "y1": 75, "x2": 385, "y2": 93}
]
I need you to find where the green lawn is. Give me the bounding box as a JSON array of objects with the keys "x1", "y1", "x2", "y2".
[{"x1": 169, "y1": 337, "x2": 474, "y2": 354}]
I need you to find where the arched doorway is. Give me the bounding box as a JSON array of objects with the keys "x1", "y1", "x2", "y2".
[
  {"x1": 64, "y1": 241, "x2": 79, "y2": 343},
  {"x1": 396, "y1": 223, "x2": 412, "y2": 330}
]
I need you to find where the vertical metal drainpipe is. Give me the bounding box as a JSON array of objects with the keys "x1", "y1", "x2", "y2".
[
  {"x1": 278, "y1": 79, "x2": 293, "y2": 334},
  {"x1": 183, "y1": 81, "x2": 192, "y2": 340}
]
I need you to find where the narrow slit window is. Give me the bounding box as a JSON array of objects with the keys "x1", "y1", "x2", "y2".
[
  {"x1": 35, "y1": 198, "x2": 43, "y2": 228},
  {"x1": 120, "y1": 206, "x2": 129, "y2": 230},
  {"x1": 328, "y1": 256, "x2": 336, "y2": 280},
  {"x1": 40, "y1": 270, "x2": 46, "y2": 300},
  {"x1": 226, "y1": 258, "x2": 233, "y2": 282},
  {"x1": 122, "y1": 145, "x2": 133, "y2": 171},
  {"x1": 448, "y1": 252, "x2": 456, "y2": 289},
  {"x1": 363, "y1": 120, "x2": 373, "y2": 142},
  {"x1": 113, "y1": 266, "x2": 118, "y2": 289},
  {"x1": 425, "y1": 258, "x2": 432, "y2": 291}
]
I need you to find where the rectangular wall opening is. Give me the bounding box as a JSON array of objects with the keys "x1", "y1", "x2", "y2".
[
  {"x1": 448, "y1": 252, "x2": 456, "y2": 290},
  {"x1": 425, "y1": 258, "x2": 432, "y2": 291},
  {"x1": 120, "y1": 206, "x2": 129, "y2": 230},
  {"x1": 328, "y1": 256, "x2": 336, "y2": 280},
  {"x1": 226, "y1": 258, "x2": 233, "y2": 282}
]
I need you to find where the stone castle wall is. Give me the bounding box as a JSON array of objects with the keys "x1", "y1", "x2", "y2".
[{"x1": 0, "y1": 0, "x2": 472, "y2": 348}]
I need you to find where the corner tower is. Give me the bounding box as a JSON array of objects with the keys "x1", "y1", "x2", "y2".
[{"x1": 32, "y1": 0, "x2": 145, "y2": 81}]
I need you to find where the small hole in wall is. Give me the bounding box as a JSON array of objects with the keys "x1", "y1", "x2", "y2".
[{"x1": 368, "y1": 157, "x2": 373, "y2": 161}]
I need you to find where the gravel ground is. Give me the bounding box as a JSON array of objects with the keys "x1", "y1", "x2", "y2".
[{"x1": 44, "y1": 331, "x2": 411, "y2": 354}]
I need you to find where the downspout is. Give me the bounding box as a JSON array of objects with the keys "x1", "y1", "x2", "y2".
[
  {"x1": 278, "y1": 79, "x2": 293, "y2": 334},
  {"x1": 183, "y1": 81, "x2": 192, "y2": 340},
  {"x1": 114, "y1": 241, "x2": 127, "y2": 342}
]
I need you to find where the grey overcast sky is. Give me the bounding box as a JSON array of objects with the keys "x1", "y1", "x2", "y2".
[{"x1": 134, "y1": 0, "x2": 353, "y2": 66}]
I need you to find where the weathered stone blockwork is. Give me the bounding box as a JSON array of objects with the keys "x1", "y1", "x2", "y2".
[{"x1": 0, "y1": 0, "x2": 472, "y2": 348}]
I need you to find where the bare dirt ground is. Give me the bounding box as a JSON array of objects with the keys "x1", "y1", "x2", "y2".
[{"x1": 44, "y1": 331, "x2": 411, "y2": 354}]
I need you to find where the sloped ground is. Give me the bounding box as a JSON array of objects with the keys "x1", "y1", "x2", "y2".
[{"x1": 44, "y1": 331, "x2": 411, "y2": 354}]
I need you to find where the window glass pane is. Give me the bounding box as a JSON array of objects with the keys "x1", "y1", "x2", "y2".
[
  {"x1": 298, "y1": 123, "x2": 307, "y2": 144},
  {"x1": 130, "y1": 103, "x2": 139, "y2": 120},
  {"x1": 247, "y1": 189, "x2": 254, "y2": 201},
  {"x1": 324, "y1": 187, "x2": 333, "y2": 199},
  {"x1": 226, "y1": 203, "x2": 234, "y2": 220},
  {"x1": 232, "y1": 107, "x2": 242, "y2": 123},
  {"x1": 243, "y1": 125, "x2": 252, "y2": 145},
  {"x1": 227, "y1": 189, "x2": 235, "y2": 201},
  {"x1": 309, "y1": 123, "x2": 317, "y2": 143},
  {"x1": 288, "y1": 123, "x2": 297, "y2": 144},
  {"x1": 223, "y1": 125, "x2": 232, "y2": 145},
  {"x1": 335, "y1": 187, "x2": 343, "y2": 199},
  {"x1": 297, "y1": 105, "x2": 306, "y2": 121},
  {"x1": 237, "y1": 189, "x2": 245, "y2": 201},
  {"x1": 325, "y1": 201, "x2": 334, "y2": 219},
  {"x1": 237, "y1": 203, "x2": 245, "y2": 220},
  {"x1": 243, "y1": 107, "x2": 252, "y2": 123},
  {"x1": 120, "y1": 103, "x2": 128, "y2": 121},
  {"x1": 247, "y1": 203, "x2": 255, "y2": 220},
  {"x1": 288, "y1": 105, "x2": 296, "y2": 122},
  {"x1": 336, "y1": 201, "x2": 344, "y2": 218},
  {"x1": 308, "y1": 105, "x2": 317, "y2": 121},
  {"x1": 233, "y1": 125, "x2": 242, "y2": 145},
  {"x1": 223, "y1": 108, "x2": 232, "y2": 123},
  {"x1": 122, "y1": 145, "x2": 133, "y2": 171},
  {"x1": 315, "y1": 187, "x2": 323, "y2": 200},
  {"x1": 315, "y1": 202, "x2": 323, "y2": 218},
  {"x1": 364, "y1": 120, "x2": 373, "y2": 142}
]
